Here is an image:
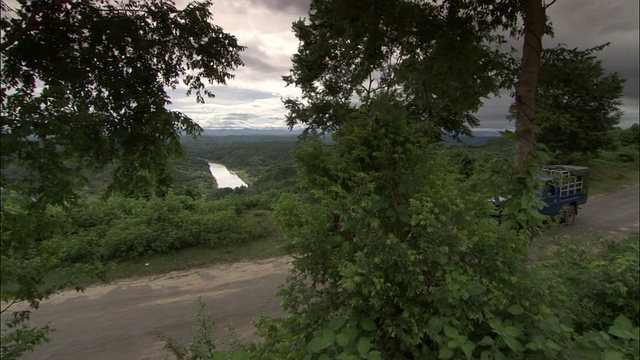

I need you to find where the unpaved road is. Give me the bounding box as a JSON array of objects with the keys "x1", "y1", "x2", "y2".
[
  {"x1": 553, "y1": 183, "x2": 639, "y2": 239},
  {"x1": 8, "y1": 184, "x2": 639, "y2": 360}
]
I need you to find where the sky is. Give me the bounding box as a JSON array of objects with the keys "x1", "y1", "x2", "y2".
[{"x1": 169, "y1": 0, "x2": 640, "y2": 132}]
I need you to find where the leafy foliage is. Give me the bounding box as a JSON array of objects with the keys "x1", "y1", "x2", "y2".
[
  {"x1": 0, "y1": 310, "x2": 53, "y2": 360},
  {"x1": 0, "y1": 0, "x2": 244, "y2": 356},
  {"x1": 282, "y1": 0, "x2": 515, "y2": 137},
  {"x1": 615, "y1": 124, "x2": 640, "y2": 149},
  {"x1": 523, "y1": 44, "x2": 625, "y2": 162},
  {"x1": 244, "y1": 96, "x2": 539, "y2": 359},
  {"x1": 1, "y1": 0, "x2": 245, "y2": 200},
  {"x1": 152, "y1": 298, "x2": 250, "y2": 360},
  {"x1": 41, "y1": 193, "x2": 278, "y2": 264}
]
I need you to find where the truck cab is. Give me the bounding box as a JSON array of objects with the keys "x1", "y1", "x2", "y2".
[
  {"x1": 490, "y1": 165, "x2": 590, "y2": 225},
  {"x1": 538, "y1": 165, "x2": 590, "y2": 224}
]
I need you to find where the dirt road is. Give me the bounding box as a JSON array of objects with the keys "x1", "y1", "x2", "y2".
[
  {"x1": 11, "y1": 184, "x2": 640, "y2": 360},
  {"x1": 554, "y1": 183, "x2": 639, "y2": 239}
]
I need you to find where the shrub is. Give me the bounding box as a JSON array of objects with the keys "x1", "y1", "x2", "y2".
[{"x1": 44, "y1": 192, "x2": 275, "y2": 264}]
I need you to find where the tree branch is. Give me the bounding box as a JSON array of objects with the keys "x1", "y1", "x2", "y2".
[
  {"x1": 543, "y1": 0, "x2": 557, "y2": 9},
  {"x1": 0, "y1": 299, "x2": 18, "y2": 314},
  {"x1": 0, "y1": 0, "x2": 72, "y2": 52}
]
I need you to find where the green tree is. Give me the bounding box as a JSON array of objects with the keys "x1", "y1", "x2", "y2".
[
  {"x1": 255, "y1": 95, "x2": 528, "y2": 358},
  {"x1": 0, "y1": 0, "x2": 244, "y2": 357},
  {"x1": 535, "y1": 44, "x2": 624, "y2": 161},
  {"x1": 282, "y1": 0, "x2": 516, "y2": 138},
  {"x1": 617, "y1": 123, "x2": 640, "y2": 148},
  {"x1": 242, "y1": 1, "x2": 597, "y2": 358}
]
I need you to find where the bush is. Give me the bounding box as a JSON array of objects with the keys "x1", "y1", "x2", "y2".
[
  {"x1": 539, "y1": 234, "x2": 639, "y2": 331},
  {"x1": 44, "y1": 192, "x2": 275, "y2": 264},
  {"x1": 617, "y1": 124, "x2": 640, "y2": 147}
]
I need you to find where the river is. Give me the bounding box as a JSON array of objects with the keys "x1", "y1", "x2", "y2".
[{"x1": 207, "y1": 162, "x2": 247, "y2": 189}]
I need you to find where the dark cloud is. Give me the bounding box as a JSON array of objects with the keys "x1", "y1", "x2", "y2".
[
  {"x1": 546, "y1": 0, "x2": 639, "y2": 100},
  {"x1": 490, "y1": 0, "x2": 639, "y2": 128},
  {"x1": 549, "y1": 0, "x2": 638, "y2": 38},
  {"x1": 207, "y1": 87, "x2": 277, "y2": 101},
  {"x1": 249, "y1": 0, "x2": 310, "y2": 16},
  {"x1": 475, "y1": 93, "x2": 513, "y2": 130},
  {"x1": 223, "y1": 113, "x2": 255, "y2": 120},
  {"x1": 241, "y1": 46, "x2": 292, "y2": 76}
]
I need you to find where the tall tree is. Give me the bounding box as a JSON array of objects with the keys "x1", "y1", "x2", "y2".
[
  {"x1": 0, "y1": 1, "x2": 244, "y2": 357},
  {"x1": 534, "y1": 44, "x2": 624, "y2": 160},
  {"x1": 284, "y1": 0, "x2": 558, "y2": 167},
  {"x1": 283, "y1": 0, "x2": 516, "y2": 138},
  {"x1": 513, "y1": 0, "x2": 547, "y2": 167}
]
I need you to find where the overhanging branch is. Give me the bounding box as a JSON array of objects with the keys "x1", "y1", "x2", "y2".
[{"x1": 0, "y1": 0, "x2": 72, "y2": 52}]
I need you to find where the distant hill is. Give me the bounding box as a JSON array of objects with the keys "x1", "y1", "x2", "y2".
[
  {"x1": 198, "y1": 128, "x2": 502, "y2": 146},
  {"x1": 201, "y1": 128, "x2": 302, "y2": 136},
  {"x1": 444, "y1": 132, "x2": 502, "y2": 147}
]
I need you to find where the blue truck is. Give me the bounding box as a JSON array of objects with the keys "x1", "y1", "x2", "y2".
[
  {"x1": 537, "y1": 165, "x2": 590, "y2": 224},
  {"x1": 492, "y1": 165, "x2": 590, "y2": 224}
]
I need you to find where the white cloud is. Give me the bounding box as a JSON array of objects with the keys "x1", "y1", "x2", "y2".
[{"x1": 171, "y1": 96, "x2": 290, "y2": 129}]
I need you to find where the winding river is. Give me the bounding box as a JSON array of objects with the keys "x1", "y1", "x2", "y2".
[{"x1": 207, "y1": 162, "x2": 247, "y2": 189}]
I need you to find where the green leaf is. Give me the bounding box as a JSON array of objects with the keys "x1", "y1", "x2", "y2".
[
  {"x1": 487, "y1": 318, "x2": 502, "y2": 331},
  {"x1": 461, "y1": 342, "x2": 475, "y2": 359},
  {"x1": 323, "y1": 329, "x2": 336, "y2": 343},
  {"x1": 336, "y1": 333, "x2": 352, "y2": 347},
  {"x1": 357, "y1": 337, "x2": 372, "y2": 356},
  {"x1": 436, "y1": 253, "x2": 449, "y2": 265},
  {"x1": 506, "y1": 305, "x2": 524, "y2": 315},
  {"x1": 429, "y1": 318, "x2": 445, "y2": 335},
  {"x1": 360, "y1": 318, "x2": 377, "y2": 332},
  {"x1": 439, "y1": 346, "x2": 454, "y2": 359},
  {"x1": 478, "y1": 336, "x2": 494, "y2": 346},
  {"x1": 466, "y1": 280, "x2": 486, "y2": 296},
  {"x1": 342, "y1": 327, "x2": 359, "y2": 343},
  {"x1": 328, "y1": 317, "x2": 346, "y2": 331},
  {"x1": 337, "y1": 353, "x2": 359, "y2": 360},
  {"x1": 212, "y1": 352, "x2": 227, "y2": 360},
  {"x1": 602, "y1": 351, "x2": 625, "y2": 360},
  {"x1": 444, "y1": 325, "x2": 460, "y2": 338},
  {"x1": 366, "y1": 351, "x2": 382, "y2": 360},
  {"x1": 608, "y1": 315, "x2": 638, "y2": 340},
  {"x1": 230, "y1": 350, "x2": 249, "y2": 360},
  {"x1": 307, "y1": 331, "x2": 334, "y2": 353},
  {"x1": 504, "y1": 326, "x2": 522, "y2": 338},
  {"x1": 503, "y1": 336, "x2": 524, "y2": 352}
]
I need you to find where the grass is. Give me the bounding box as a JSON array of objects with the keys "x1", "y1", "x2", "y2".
[
  {"x1": 108, "y1": 235, "x2": 287, "y2": 280},
  {"x1": 586, "y1": 149, "x2": 639, "y2": 195}
]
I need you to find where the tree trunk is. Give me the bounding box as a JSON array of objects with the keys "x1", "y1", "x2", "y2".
[{"x1": 514, "y1": 0, "x2": 545, "y2": 167}]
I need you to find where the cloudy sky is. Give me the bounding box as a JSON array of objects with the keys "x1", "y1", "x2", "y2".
[{"x1": 169, "y1": 0, "x2": 639, "y2": 132}]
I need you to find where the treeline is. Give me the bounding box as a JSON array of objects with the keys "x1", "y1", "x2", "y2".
[
  {"x1": 179, "y1": 135, "x2": 299, "y2": 194},
  {"x1": 33, "y1": 126, "x2": 638, "y2": 270},
  {"x1": 447, "y1": 126, "x2": 639, "y2": 181}
]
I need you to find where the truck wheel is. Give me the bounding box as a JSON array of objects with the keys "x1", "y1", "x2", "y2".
[{"x1": 562, "y1": 205, "x2": 576, "y2": 225}]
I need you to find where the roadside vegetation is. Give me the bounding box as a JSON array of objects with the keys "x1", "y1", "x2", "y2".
[{"x1": 18, "y1": 125, "x2": 638, "y2": 291}]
